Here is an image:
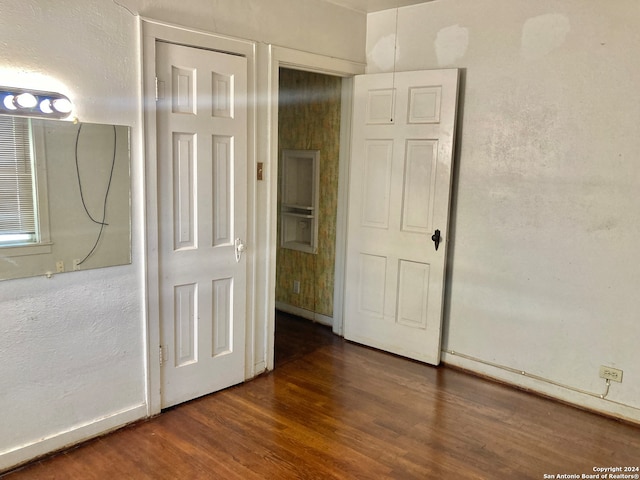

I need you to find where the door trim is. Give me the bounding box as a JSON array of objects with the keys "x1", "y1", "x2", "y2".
[
  {"x1": 141, "y1": 18, "x2": 257, "y2": 416},
  {"x1": 266, "y1": 46, "x2": 365, "y2": 371}
]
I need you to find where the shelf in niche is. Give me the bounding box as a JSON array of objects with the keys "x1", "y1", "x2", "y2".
[
  {"x1": 282, "y1": 204, "x2": 314, "y2": 211},
  {"x1": 282, "y1": 212, "x2": 314, "y2": 219}
]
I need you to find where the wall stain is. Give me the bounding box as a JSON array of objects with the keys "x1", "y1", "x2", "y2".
[{"x1": 521, "y1": 14, "x2": 571, "y2": 60}]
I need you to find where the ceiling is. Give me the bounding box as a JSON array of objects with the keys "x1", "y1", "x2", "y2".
[{"x1": 321, "y1": 0, "x2": 433, "y2": 13}]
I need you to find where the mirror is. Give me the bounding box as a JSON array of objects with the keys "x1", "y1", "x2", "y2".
[{"x1": 0, "y1": 117, "x2": 131, "y2": 281}]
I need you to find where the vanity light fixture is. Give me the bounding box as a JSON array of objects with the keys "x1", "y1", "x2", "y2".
[{"x1": 0, "y1": 86, "x2": 73, "y2": 119}]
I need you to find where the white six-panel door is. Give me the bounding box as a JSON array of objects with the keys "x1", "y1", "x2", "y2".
[
  {"x1": 156, "y1": 41, "x2": 248, "y2": 408},
  {"x1": 344, "y1": 69, "x2": 459, "y2": 365}
]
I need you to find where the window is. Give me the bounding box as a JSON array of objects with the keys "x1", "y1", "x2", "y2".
[
  {"x1": 0, "y1": 116, "x2": 51, "y2": 255},
  {"x1": 0, "y1": 116, "x2": 36, "y2": 245}
]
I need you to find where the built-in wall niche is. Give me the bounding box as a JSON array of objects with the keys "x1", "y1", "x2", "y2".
[{"x1": 280, "y1": 149, "x2": 319, "y2": 254}]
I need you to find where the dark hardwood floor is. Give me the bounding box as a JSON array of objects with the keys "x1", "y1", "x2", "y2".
[{"x1": 4, "y1": 311, "x2": 639, "y2": 479}]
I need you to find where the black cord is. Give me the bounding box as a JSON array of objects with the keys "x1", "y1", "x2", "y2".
[
  {"x1": 75, "y1": 123, "x2": 109, "y2": 226},
  {"x1": 77, "y1": 125, "x2": 117, "y2": 265}
]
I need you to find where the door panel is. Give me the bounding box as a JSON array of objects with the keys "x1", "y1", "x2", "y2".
[
  {"x1": 156, "y1": 41, "x2": 247, "y2": 408},
  {"x1": 174, "y1": 283, "x2": 197, "y2": 367},
  {"x1": 344, "y1": 69, "x2": 459, "y2": 366},
  {"x1": 212, "y1": 135, "x2": 233, "y2": 246},
  {"x1": 362, "y1": 140, "x2": 393, "y2": 228},
  {"x1": 172, "y1": 132, "x2": 195, "y2": 249},
  {"x1": 402, "y1": 140, "x2": 437, "y2": 234}
]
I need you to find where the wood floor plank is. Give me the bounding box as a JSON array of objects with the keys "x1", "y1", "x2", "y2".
[{"x1": 3, "y1": 313, "x2": 639, "y2": 479}]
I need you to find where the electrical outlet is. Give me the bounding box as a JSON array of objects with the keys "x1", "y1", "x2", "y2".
[
  {"x1": 599, "y1": 366, "x2": 623, "y2": 383},
  {"x1": 56, "y1": 260, "x2": 65, "y2": 273},
  {"x1": 73, "y1": 259, "x2": 81, "y2": 271},
  {"x1": 293, "y1": 280, "x2": 300, "y2": 295}
]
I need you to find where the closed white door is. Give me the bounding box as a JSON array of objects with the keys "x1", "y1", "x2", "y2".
[
  {"x1": 344, "y1": 69, "x2": 459, "y2": 365},
  {"x1": 156, "y1": 41, "x2": 248, "y2": 408}
]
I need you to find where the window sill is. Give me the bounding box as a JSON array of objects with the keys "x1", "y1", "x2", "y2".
[{"x1": 0, "y1": 242, "x2": 53, "y2": 258}]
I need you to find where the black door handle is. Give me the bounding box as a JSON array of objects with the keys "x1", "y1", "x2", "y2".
[{"x1": 431, "y1": 229, "x2": 441, "y2": 251}]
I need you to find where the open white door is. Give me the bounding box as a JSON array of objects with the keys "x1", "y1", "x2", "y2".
[
  {"x1": 344, "y1": 69, "x2": 459, "y2": 365},
  {"x1": 156, "y1": 41, "x2": 248, "y2": 408}
]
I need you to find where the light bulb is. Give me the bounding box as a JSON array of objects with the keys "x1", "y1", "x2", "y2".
[
  {"x1": 39, "y1": 99, "x2": 54, "y2": 114},
  {"x1": 51, "y1": 98, "x2": 72, "y2": 114},
  {"x1": 15, "y1": 92, "x2": 38, "y2": 108},
  {"x1": 3, "y1": 95, "x2": 17, "y2": 110}
]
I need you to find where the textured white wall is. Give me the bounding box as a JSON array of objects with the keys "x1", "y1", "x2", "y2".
[
  {"x1": 121, "y1": 0, "x2": 366, "y2": 63},
  {"x1": 0, "y1": 0, "x2": 366, "y2": 471},
  {"x1": 0, "y1": 1, "x2": 146, "y2": 471},
  {"x1": 367, "y1": 0, "x2": 640, "y2": 421}
]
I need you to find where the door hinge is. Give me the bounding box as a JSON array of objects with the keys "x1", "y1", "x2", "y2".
[
  {"x1": 155, "y1": 77, "x2": 165, "y2": 101},
  {"x1": 159, "y1": 345, "x2": 167, "y2": 367}
]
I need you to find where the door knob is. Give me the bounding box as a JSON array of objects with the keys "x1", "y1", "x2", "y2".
[
  {"x1": 234, "y1": 238, "x2": 245, "y2": 262},
  {"x1": 431, "y1": 229, "x2": 441, "y2": 251}
]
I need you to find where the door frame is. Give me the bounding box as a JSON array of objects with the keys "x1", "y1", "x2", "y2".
[
  {"x1": 141, "y1": 18, "x2": 257, "y2": 416},
  {"x1": 265, "y1": 46, "x2": 365, "y2": 371}
]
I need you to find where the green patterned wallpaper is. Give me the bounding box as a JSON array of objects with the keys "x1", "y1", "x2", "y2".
[{"x1": 276, "y1": 68, "x2": 342, "y2": 317}]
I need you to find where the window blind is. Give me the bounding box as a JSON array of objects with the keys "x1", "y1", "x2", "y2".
[{"x1": 0, "y1": 116, "x2": 37, "y2": 244}]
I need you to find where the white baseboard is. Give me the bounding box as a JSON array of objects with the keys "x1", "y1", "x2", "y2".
[
  {"x1": 0, "y1": 403, "x2": 147, "y2": 473},
  {"x1": 275, "y1": 302, "x2": 333, "y2": 327},
  {"x1": 441, "y1": 351, "x2": 640, "y2": 425}
]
